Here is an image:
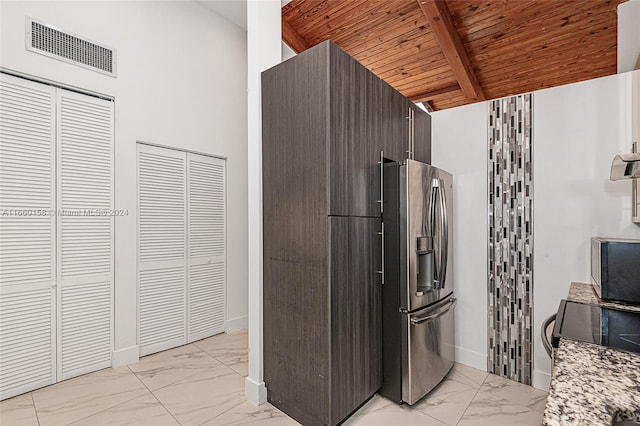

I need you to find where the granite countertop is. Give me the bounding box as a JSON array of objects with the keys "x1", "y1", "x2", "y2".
[
  {"x1": 567, "y1": 281, "x2": 640, "y2": 312},
  {"x1": 543, "y1": 282, "x2": 640, "y2": 425}
]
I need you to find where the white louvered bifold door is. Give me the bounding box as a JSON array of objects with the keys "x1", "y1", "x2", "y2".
[
  {"x1": 187, "y1": 153, "x2": 226, "y2": 342},
  {"x1": 57, "y1": 89, "x2": 113, "y2": 380},
  {"x1": 138, "y1": 145, "x2": 187, "y2": 356},
  {"x1": 0, "y1": 74, "x2": 57, "y2": 400}
]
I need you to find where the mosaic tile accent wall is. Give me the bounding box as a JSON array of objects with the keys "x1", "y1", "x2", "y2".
[{"x1": 488, "y1": 94, "x2": 533, "y2": 385}]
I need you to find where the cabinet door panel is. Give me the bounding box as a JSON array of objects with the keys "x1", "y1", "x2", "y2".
[
  {"x1": 413, "y1": 105, "x2": 432, "y2": 164},
  {"x1": 380, "y1": 85, "x2": 409, "y2": 163},
  {"x1": 329, "y1": 45, "x2": 383, "y2": 217},
  {"x1": 330, "y1": 216, "x2": 382, "y2": 425}
]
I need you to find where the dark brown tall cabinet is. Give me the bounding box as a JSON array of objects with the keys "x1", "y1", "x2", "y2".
[{"x1": 262, "y1": 41, "x2": 431, "y2": 426}]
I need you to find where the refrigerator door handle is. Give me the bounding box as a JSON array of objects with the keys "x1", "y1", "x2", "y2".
[
  {"x1": 431, "y1": 178, "x2": 442, "y2": 289},
  {"x1": 429, "y1": 183, "x2": 437, "y2": 238},
  {"x1": 438, "y1": 178, "x2": 448, "y2": 288},
  {"x1": 410, "y1": 298, "x2": 457, "y2": 325}
]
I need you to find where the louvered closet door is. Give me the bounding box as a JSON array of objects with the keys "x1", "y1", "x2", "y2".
[
  {"x1": 187, "y1": 153, "x2": 226, "y2": 342},
  {"x1": 57, "y1": 89, "x2": 113, "y2": 380},
  {"x1": 138, "y1": 145, "x2": 187, "y2": 356},
  {"x1": 0, "y1": 74, "x2": 56, "y2": 400}
]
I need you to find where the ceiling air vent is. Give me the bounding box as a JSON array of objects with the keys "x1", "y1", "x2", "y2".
[{"x1": 26, "y1": 18, "x2": 116, "y2": 77}]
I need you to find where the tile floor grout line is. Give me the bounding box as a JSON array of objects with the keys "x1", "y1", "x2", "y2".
[
  {"x1": 480, "y1": 373, "x2": 549, "y2": 413},
  {"x1": 197, "y1": 348, "x2": 247, "y2": 374},
  {"x1": 58, "y1": 371, "x2": 149, "y2": 426},
  {"x1": 446, "y1": 375, "x2": 484, "y2": 390},
  {"x1": 130, "y1": 349, "x2": 248, "y2": 426},
  {"x1": 196, "y1": 398, "x2": 247, "y2": 426},
  {"x1": 194, "y1": 343, "x2": 228, "y2": 360},
  {"x1": 29, "y1": 368, "x2": 147, "y2": 426},
  {"x1": 413, "y1": 407, "x2": 450, "y2": 426},
  {"x1": 130, "y1": 350, "x2": 223, "y2": 393},
  {"x1": 459, "y1": 370, "x2": 494, "y2": 424},
  {"x1": 192, "y1": 342, "x2": 233, "y2": 366},
  {"x1": 30, "y1": 392, "x2": 42, "y2": 426},
  {"x1": 454, "y1": 373, "x2": 489, "y2": 426},
  {"x1": 455, "y1": 372, "x2": 547, "y2": 425},
  {"x1": 128, "y1": 365, "x2": 182, "y2": 426},
  {"x1": 192, "y1": 353, "x2": 252, "y2": 426}
]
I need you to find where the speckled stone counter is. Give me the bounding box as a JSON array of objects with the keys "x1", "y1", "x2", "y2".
[
  {"x1": 543, "y1": 282, "x2": 640, "y2": 425},
  {"x1": 567, "y1": 281, "x2": 640, "y2": 313}
]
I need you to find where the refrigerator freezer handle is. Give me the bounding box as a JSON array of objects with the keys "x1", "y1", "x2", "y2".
[{"x1": 410, "y1": 298, "x2": 457, "y2": 325}]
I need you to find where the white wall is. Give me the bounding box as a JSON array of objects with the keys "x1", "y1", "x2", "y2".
[
  {"x1": 432, "y1": 70, "x2": 640, "y2": 391},
  {"x1": 282, "y1": 42, "x2": 296, "y2": 61},
  {"x1": 532, "y1": 70, "x2": 640, "y2": 389},
  {"x1": 0, "y1": 1, "x2": 248, "y2": 365},
  {"x1": 432, "y1": 102, "x2": 488, "y2": 371},
  {"x1": 618, "y1": 0, "x2": 640, "y2": 73},
  {"x1": 246, "y1": 0, "x2": 281, "y2": 405}
]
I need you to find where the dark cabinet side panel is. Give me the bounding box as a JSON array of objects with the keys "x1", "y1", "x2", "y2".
[
  {"x1": 330, "y1": 216, "x2": 382, "y2": 425},
  {"x1": 262, "y1": 43, "x2": 331, "y2": 426},
  {"x1": 380, "y1": 163, "x2": 403, "y2": 403},
  {"x1": 413, "y1": 105, "x2": 432, "y2": 164},
  {"x1": 328, "y1": 44, "x2": 384, "y2": 218}
]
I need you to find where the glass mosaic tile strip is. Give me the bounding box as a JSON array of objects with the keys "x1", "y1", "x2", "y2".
[{"x1": 487, "y1": 94, "x2": 533, "y2": 384}]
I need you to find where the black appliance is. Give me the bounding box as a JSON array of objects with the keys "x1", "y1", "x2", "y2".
[
  {"x1": 591, "y1": 237, "x2": 640, "y2": 305},
  {"x1": 552, "y1": 300, "x2": 640, "y2": 355}
]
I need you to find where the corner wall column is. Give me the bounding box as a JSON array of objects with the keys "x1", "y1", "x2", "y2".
[{"x1": 246, "y1": 0, "x2": 281, "y2": 405}]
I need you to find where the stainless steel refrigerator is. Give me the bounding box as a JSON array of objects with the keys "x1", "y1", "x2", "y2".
[{"x1": 380, "y1": 159, "x2": 455, "y2": 405}]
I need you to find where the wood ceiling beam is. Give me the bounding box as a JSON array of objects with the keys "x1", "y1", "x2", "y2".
[
  {"x1": 416, "y1": 0, "x2": 485, "y2": 102},
  {"x1": 409, "y1": 84, "x2": 460, "y2": 103},
  {"x1": 282, "y1": 18, "x2": 309, "y2": 54}
]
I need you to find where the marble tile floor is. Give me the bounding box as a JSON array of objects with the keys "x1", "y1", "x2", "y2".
[{"x1": 1, "y1": 330, "x2": 547, "y2": 426}]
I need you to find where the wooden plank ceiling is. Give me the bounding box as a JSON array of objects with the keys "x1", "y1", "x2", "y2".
[{"x1": 282, "y1": 0, "x2": 624, "y2": 110}]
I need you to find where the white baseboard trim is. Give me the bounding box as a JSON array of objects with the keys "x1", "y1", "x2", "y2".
[
  {"x1": 112, "y1": 345, "x2": 139, "y2": 367},
  {"x1": 245, "y1": 376, "x2": 267, "y2": 405},
  {"x1": 226, "y1": 315, "x2": 248, "y2": 332},
  {"x1": 533, "y1": 370, "x2": 551, "y2": 392},
  {"x1": 455, "y1": 346, "x2": 487, "y2": 371}
]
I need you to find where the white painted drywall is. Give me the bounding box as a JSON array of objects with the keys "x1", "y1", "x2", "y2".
[
  {"x1": 199, "y1": 0, "x2": 247, "y2": 30},
  {"x1": 431, "y1": 101, "x2": 489, "y2": 371},
  {"x1": 0, "y1": 1, "x2": 248, "y2": 365},
  {"x1": 246, "y1": 0, "x2": 281, "y2": 406},
  {"x1": 532, "y1": 70, "x2": 640, "y2": 390},
  {"x1": 282, "y1": 42, "x2": 296, "y2": 60},
  {"x1": 618, "y1": 0, "x2": 640, "y2": 73},
  {"x1": 431, "y1": 70, "x2": 640, "y2": 392}
]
